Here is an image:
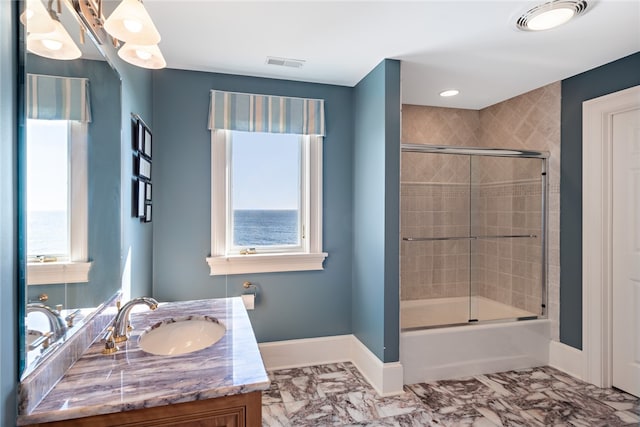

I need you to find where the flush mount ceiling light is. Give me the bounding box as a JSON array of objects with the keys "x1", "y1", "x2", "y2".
[
  {"x1": 118, "y1": 42, "x2": 166, "y2": 69},
  {"x1": 103, "y1": 0, "x2": 161, "y2": 45},
  {"x1": 440, "y1": 89, "x2": 460, "y2": 97},
  {"x1": 517, "y1": 0, "x2": 588, "y2": 31}
]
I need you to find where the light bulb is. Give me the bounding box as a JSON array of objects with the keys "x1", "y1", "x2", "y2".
[
  {"x1": 123, "y1": 19, "x2": 143, "y2": 33},
  {"x1": 135, "y1": 49, "x2": 152, "y2": 60},
  {"x1": 24, "y1": 8, "x2": 35, "y2": 20},
  {"x1": 41, "y1": 39, "x2": 63, "y2": 51},
  {"x1": 527, "y1": 8, "x2": 575, "y2": 30}
]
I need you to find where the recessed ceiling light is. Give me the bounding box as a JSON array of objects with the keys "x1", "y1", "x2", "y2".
[
  {"x1": 440, "y1": 89, "x2": 459, "y2": 97},
  {"x1": 517, "y1": 0, "x2": 588, "y2": 31}
]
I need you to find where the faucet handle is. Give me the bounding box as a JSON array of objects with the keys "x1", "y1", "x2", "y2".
[
  {"x1": 41, "y1": 331, "x2": 54, "y2": 350},
  {"x1": 65, "y1": 309, "x2": 82, "y2": 327},
  {"x1": 101, "y1": 327, "x2": 118, "y2": 355}
]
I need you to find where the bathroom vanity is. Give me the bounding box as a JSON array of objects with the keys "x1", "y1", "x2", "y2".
[{"x1": 17, "y1": 297, "x2": 269, "y2": 426}]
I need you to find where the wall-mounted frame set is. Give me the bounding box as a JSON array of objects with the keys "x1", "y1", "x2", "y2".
[{"x1": 132, "y1": 114, "x2": 152, "y2": 222}]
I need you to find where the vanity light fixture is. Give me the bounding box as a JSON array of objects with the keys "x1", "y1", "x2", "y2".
[
  {"x1": 103, "y1": 0, "x2": 161, "y2": 45},
  {"x1": 25, "y1": 1, "x2": 81, "y2": 60},
  {"x1": 440, "y1": 89, "x2": 460, "y2": 97},
  {"x1": 117, "y1": 42, "x2": 166, "y2": 69},
  {"x1": 516, "y1": 0, "x2": 588, "y2": 31}
]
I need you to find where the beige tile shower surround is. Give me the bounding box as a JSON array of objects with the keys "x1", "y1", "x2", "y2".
[{"x1": 401, "y1": 82, "x2": 561, "y2": 340}]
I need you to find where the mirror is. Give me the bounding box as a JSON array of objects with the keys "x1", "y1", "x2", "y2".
[{"x1": 20, "y1": 0, "x2": 122, "y2": 377}]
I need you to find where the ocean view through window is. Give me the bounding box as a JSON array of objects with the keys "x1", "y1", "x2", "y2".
[
  {"x1": 26, "y1": 119, "x2": 69, "y2": 258},
  {"x1": 229, "y1": 131, "x2": 302, "y2": 251},
  {"x1": 233, "y1": 209, "x2": 298, "y2": 246}
]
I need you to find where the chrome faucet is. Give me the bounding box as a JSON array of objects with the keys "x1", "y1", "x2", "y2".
[
  {"x1": 26, "y1": 303, "x2": 67, "y2": 342},
  {"x1": 112, "y1": 297, "x2": 158, "y2": 343}
]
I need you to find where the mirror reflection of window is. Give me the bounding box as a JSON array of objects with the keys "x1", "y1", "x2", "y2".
[
  {"x1": 25, "y1": 118, "x2": 88, "y2": 268},
  {"x1": 26, "y1": 119, "x2": 69, "y2": 260}
]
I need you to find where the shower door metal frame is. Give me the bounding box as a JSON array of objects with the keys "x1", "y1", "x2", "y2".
[{"x1": 400, "y1": 144, "x2": 550, "y2": 330}]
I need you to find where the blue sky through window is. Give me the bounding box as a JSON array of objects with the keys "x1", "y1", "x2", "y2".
[
  {"x1": 26, "y1": 119, "x2": 69, "y2": 256},
  {"x1": 231, "y1": 131, "x2": 300, "y2": 210}
]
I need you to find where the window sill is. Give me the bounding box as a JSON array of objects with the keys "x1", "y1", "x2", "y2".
[
  {"x1": 206, "y1": 252, "x2": 328, "y2": 276},
  {"x1": 27, "y1": 261, "x2": 93, "y2": 285}
]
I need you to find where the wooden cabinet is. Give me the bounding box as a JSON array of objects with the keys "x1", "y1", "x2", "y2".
[{"x1": 31, "y1": 391, "x2": 262, "y2": 427}]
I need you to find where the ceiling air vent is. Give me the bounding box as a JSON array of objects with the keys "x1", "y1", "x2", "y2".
[{"x1": 266, "y1": 56, "x2": 305, "y2": 68}]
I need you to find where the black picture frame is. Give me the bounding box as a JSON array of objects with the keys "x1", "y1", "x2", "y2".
[
  {"x1": 131, "y1": 117, "x2": 139, "y2": 151},
  {"x1": 144, "y1": 203, "x2": 152, "y2": 223},
  {"x1": 145, "y1": 182, "x2": 152, "y2": 201},
  {"x1": 137, "y1": 155, "x2": 151, "y2": 180},
  {"x1": 143, "y1": 127, "x2": 152, "y2": 158},
  {"x1": 137, "y1": 179, "x2": 145, "y2": 218},
  {"x1": 137, "y1": 120, "x2": 145, "y2": 152}
]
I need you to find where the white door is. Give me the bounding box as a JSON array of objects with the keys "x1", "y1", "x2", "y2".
[{"x1": 612, "y1": 107, "x2": 640, "y2": 397}]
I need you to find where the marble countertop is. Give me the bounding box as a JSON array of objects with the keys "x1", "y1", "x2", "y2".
[{"x1": 18, "y1": 297, "x2": 270, "y2": 425}]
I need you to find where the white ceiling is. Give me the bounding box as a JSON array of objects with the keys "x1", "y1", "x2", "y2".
[{"x1": 143, "y1": 0, "x2": 640, "y2": 109}]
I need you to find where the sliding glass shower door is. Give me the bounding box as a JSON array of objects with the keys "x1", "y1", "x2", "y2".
[
  {"x1": 400, "y1": 151, "x2": 472, "y2": 328},
  {"x1": 469, "y1": 155, "x2": 547, "y2": 322},
  {"x1": 400, "y1": 144, "x2": 548, "y2": 330}
]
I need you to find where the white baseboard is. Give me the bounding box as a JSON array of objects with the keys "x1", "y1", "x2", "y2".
[
  {"x1": 548, "y1": 340, "x2": 584, "y2": 380},
  {"x1": 259, "y1": 335, "x2": 351, "y2": 370},
  {"x1": 349, "y1": 336, "x2": 404, "y2": 396},
  {"x1": 259, "y1": 335, "x2": 405, "y2": 396}
]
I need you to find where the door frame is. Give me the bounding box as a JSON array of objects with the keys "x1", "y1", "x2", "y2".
[{"x1": 582, "y1": 85, "x2": 640, "y2": 387}]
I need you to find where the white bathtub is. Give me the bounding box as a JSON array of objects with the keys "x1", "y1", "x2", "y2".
[
  {"x1": 401, "y1": 296, "x2": 536, "y2": 330},
  {"x1": 400, "y1": 297, "x2": 550, "y2": 384}
]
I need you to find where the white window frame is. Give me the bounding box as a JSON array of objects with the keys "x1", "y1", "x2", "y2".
[
  {"x1": 27, "y1": 121, "x2": 92, "y2": 285},
  {"x1": 206, "y1": 129, "x2": 327, "y2": 275}
]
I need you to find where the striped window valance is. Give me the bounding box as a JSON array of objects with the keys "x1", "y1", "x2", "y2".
[
  {"x1": 27, "y1": 74, "x2": 92, "y2": 123},
  {"x1": 208, "y1": 90, "x2": 325, "y2": 136}
]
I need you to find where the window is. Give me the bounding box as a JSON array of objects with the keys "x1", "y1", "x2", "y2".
[
  {"x1": 207, "y1": 130, "x2": 327, "y2": 275},
  {"x1": 26, "y1": 119, "x2": 91, "y2": 285}
]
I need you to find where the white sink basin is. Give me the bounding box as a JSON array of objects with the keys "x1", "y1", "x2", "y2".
[{"x1": 138, "y1": 316, "x2": 226, "y2": 356}]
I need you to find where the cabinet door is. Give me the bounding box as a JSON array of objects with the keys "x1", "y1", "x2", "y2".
[{"x1": 31, "y1": 391, "x2": 262, "y2": 427}]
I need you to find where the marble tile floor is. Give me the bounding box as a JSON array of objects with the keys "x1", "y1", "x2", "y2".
[{"x1": 262, "y1": 363, "x2": 639, "y2": 426}]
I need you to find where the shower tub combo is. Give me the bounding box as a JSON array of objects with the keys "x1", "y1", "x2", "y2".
[{"x1": 399, "y1": 145, "x2": 551, "y2": 383}]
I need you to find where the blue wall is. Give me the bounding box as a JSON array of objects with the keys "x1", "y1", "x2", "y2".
[
  {"x1": 1, "y1": 2, "x2": 19, "y2": 424},
  {"x1": 559, "y1": 51, "x2": 640, "y2": 350},
  {"x1": 352, "y1": 59, "x2": 401, "y2": 363},
  {"x1": 151, "y1": 69, "x2": 354, "y2": 343},
  {"x1": 99, "y1": 44, "x2": 154, "y2": 301},
  {"x1": 25, "y1": 56, "x2": 122, "y2": 309}
]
